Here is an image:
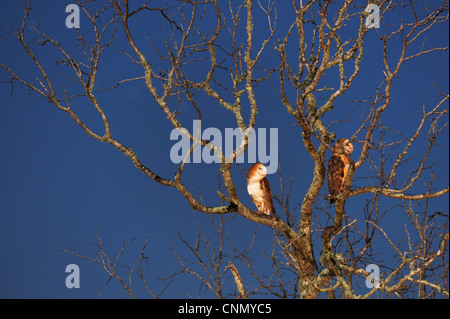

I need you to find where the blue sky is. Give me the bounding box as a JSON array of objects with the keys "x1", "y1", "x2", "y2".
[{"x1": 0, "y1": 1, "x2": 448, "y2": 299}]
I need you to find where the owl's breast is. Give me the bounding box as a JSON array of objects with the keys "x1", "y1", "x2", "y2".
[{"x1": 247, "y1": 182, "x2": 264, "y2": 198}]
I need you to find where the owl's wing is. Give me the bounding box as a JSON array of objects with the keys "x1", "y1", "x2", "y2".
[
  {"x1": 259, "y1": 177, "x2": 274, "y2": 215},
  {"x1": 327, "y1": 154, "x2": 346, "y2": 203}
]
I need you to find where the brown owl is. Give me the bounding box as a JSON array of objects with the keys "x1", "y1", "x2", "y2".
[
  {"x1": 247, "y1": 163, "x2": 274, "y2": 215},
  {"x1": 327, "y1": 138, "x2": 354, "y2": 204}
]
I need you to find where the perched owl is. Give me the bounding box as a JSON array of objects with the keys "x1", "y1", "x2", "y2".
[
  {"x1": 327, "y1": 138, "x2": 354, "y2": 204},
  {"x1": 247, "y1": 163, "x2": 274, "y2": 215}
]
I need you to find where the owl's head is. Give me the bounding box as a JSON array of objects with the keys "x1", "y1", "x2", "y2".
[
  {"x1": 335, "y1": 138, "x2": 353, "y2": 155},
  {"x1": 248, "y1": 162, "x2": 268, "y2": 180}
]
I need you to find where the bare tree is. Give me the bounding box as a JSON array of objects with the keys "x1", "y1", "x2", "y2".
[
  {"x1": 1, "y1": 0, "x2": 448, "y2": 298},
  {"x1": 56, "y1": 228, "x2": 173, "y2": 299}
]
